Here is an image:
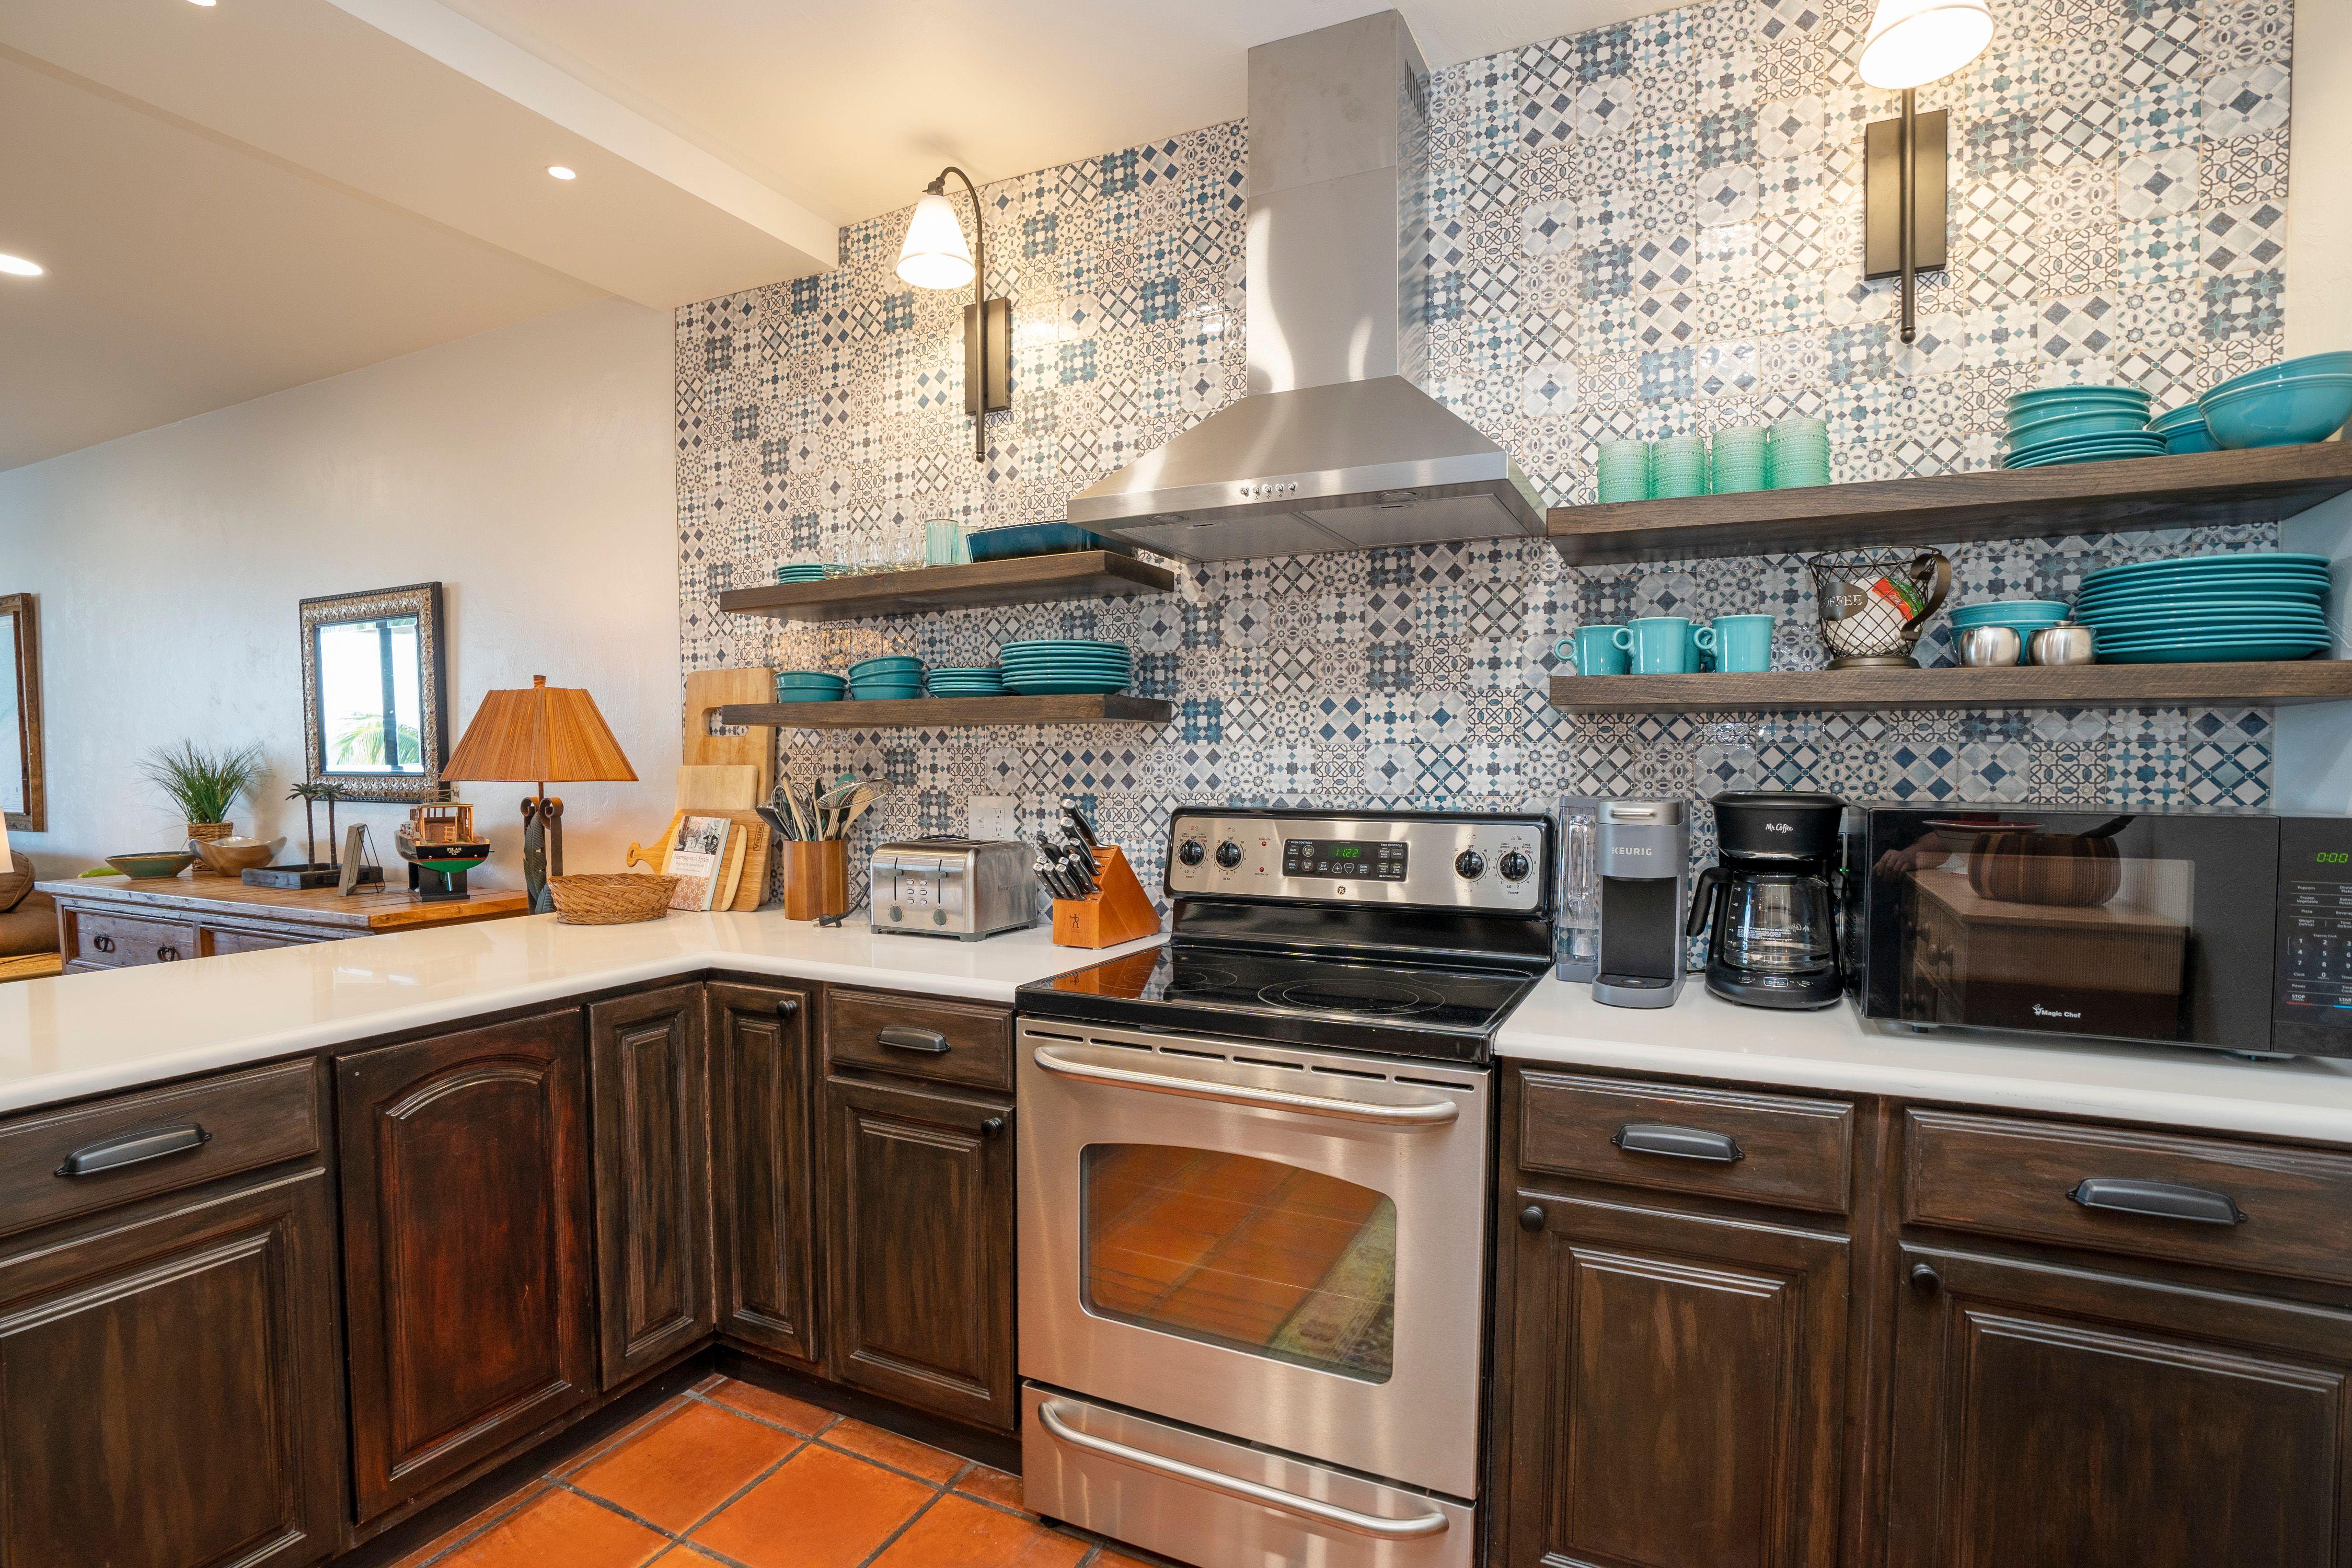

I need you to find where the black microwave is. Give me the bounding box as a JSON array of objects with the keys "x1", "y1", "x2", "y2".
[{"x1": 1843, "y1": 807, "x2": 2352, "y2": 1057}]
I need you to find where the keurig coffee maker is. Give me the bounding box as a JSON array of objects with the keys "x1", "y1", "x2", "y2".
[
  {"x1": 1688, "y1": 791, "x2": 1847, "y2": 1008},
  {"x1": 1592, "y1": 799, "x2": 1689, "y2": 1009}
]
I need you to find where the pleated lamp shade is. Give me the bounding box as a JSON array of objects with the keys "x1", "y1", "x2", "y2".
[{"x1": 442, "y1": 675, "x2": 637, "y2": 785}]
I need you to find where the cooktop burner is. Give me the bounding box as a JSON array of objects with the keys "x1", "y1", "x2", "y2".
[{"x1": 1020, "y1": 943, "x2": 1539, "y2": 1061}]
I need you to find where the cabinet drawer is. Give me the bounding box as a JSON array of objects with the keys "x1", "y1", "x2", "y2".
[
  {"x1": 1518, "y1": 1069, "x2": 1854, "y2": 1215},
  {"x1": 826, "y1": 988, "x2": 1011, "y2": 1092},
  {"x1": 207, "y1": 928, "x2": 309, "y2": 956},
  {"x1": 71, "y1": 911, "x2": 199, "y2": 968},
  {"x1": 0, "y1": 1059, "x2": 323, "y2": 1239},
  {"x1": 1903, "y1": 1109, "x2": 2352, "y2": 1286}
]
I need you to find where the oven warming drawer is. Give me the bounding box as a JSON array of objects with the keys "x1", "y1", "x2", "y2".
[{"x1": 1022, "y1": 1386, "x2": 1478, "y2": 1568}]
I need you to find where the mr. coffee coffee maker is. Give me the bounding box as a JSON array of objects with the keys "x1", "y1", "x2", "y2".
[{"x1": 1687, "y1": 791, "x2": 1847, "y2": 1009}]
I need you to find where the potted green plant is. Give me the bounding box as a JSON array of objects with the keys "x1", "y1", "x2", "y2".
[{"x1": 142, "y1": 742, "x2": 264, "y2": 874}]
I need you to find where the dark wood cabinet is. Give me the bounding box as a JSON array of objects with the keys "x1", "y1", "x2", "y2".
[
  {"x1": 337, "y1": 1009, "x2": 596, "y2": 1524},
  {"x1": 1887, "y1": 1246, "x2": 2352, "y2": 1568},
  {"x1": 589, "y1": 984, "x2": 714, "y2": 1387},
  {"x1": 1501, "y1": 1191, "x2": 1848, "y2": 1568},
  {"x1": 823, "y1": 1073, "x2": 1016, "y2": 1431},
  {"x1": 0, "y1": 1170, "x2": 345, "y2": 1568},
  {"x1": 709, "y1": 980, "x2": 822, "y2": 1366}
]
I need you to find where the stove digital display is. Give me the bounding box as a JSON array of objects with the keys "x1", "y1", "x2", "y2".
[{"x1": 1282, "y1": 838, "x2": 1408, "y2": 881}]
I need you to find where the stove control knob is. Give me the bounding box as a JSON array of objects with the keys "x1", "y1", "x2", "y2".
[
  {"x1": 1178, "y1": 838, "x2": 1207, "y2": 867},
  {"x1": 1498, "y1": 849, "x2": 1531, "y2": 882},
  {"x1": 1215, "y1": 840, "x2": 1244, "y2": 869},
  {"x1": 1454, "y1": 850, "x2": 1485, "y2": 880}
]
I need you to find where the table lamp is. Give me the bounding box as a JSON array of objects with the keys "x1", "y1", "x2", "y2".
[{"x1": 442, "y1": 675, "x2": 637, "y2": 914}]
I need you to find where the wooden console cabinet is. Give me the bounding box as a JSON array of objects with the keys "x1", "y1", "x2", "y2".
[{"x1": 46, "y1": 874, "x2": 528, "y2": 972}]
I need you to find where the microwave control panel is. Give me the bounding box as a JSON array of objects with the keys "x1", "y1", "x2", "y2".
[{"x1": 2276, "y1": 817, "x2": 2352, "y2": 1054}]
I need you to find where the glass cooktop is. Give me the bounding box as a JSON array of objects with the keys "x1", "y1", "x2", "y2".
[{"x1": 1018, "y1": 943, "x2": 1543, "y2": 1062}]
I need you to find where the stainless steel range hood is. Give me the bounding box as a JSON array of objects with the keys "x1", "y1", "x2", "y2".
[{"x1": 1065, "y1": 11, "x2": 1543, "y2": 561}]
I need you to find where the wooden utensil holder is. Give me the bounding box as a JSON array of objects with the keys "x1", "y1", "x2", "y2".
[
  {"x1": 1052, "y1": 845, "x2": 1161, "y2": 949},
  {"x1": 781, "y1": 839, "x2": 850, "y2": 921}
]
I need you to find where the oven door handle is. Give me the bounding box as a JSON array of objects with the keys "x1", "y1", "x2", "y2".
[
  {"x1": 1030, "y1": 1046, "x2": 1460, "y2": 1126},
  {"x1": 1035, "y1": 1401, "x2": 1451, "y2": 1540}
]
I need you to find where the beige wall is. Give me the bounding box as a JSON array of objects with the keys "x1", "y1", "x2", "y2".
[
  {"x1": 0, "y1": 298, "x2": 679, "y2": 886},
  {"x1": 2277, "y1": 0, "x2": 2352, "y2": 812}
]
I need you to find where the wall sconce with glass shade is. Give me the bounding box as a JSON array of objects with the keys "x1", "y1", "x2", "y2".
[
  {"x1": 1858, "y1": 0, "x2": 1992, "y2": 344},
  {"x1": 896, "y1": 167, "x2": 1011, "y2": 462}
]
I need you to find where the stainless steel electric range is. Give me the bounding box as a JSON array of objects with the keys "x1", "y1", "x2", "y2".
[{"x1": 1014, "y1": 808, "x2": 1554, "y2": 1568}]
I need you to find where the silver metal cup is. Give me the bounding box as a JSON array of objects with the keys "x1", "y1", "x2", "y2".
[
  {"x1": 2031, "y1": 623, "x2": 2096, "y2": 666},
  {"x1": 1956, "y1": 625, "x2": 2023, "y2": 667}
]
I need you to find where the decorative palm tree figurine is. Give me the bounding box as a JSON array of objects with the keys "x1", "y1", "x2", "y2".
[{"x1": 286, "y1": 781, "x2": 330, "y2": 865}]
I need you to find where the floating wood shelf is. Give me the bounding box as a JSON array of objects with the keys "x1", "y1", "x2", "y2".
[
  {"x1": 1549, "y1": 661, "x2": 2352, "y2": 713},
  {"x1": 717, "y1": 694, "x2": 1174, "y2": 728},
  {"x1": 717, "y1": 551, "x2": 1177, "y2": 622},
  {"x1": 1548, "y1": 443, "x2": 2352, "y2": 565}
]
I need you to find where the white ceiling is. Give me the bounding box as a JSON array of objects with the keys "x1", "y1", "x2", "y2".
[
  {"x1": 0, "y1": 0, "x2": 1675, "y2": 472},
  {"x1": 450, "y1": 0, "x2": 1685, "y2": 220}
]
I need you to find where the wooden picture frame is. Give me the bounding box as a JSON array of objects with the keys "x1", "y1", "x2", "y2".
[
  {"x1": 1, "y1": 593, "x2": 42, "y2": 833},
  {"x1": 299, "y1": 582, "x2": 449, "y2": 804}
]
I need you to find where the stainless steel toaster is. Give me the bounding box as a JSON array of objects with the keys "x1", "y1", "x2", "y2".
[{"x1": 869, "y1": 837, "x2": 1038, "y2": 940}]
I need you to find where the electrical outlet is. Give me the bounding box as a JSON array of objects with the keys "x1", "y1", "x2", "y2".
[{"x1": 970, "y1": 795, "x2": 1018, "y2": 841}]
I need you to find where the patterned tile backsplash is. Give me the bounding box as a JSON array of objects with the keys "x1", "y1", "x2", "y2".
[{"x1": 675, "y1": 0, "x2": 2297, "y2": 900}]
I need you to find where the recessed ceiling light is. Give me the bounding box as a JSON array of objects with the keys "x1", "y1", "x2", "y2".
[
  {"x1": 187, "y1": 1, "x2": 217, "y2": 7},
  {"x1": 0, "y1": 255, "x2": 43, "y2": 278},
  {"x1": 547, "y1": 165, "x2": 577, "y2": 181}
]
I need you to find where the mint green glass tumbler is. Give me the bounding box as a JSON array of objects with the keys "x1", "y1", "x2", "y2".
[
  {"x1": 1556, "y1": 625, "x2": 1634, "y2": 675},
  {"x1": 1630, "y1": 616, "x2": 1713, "y2": 674},
  {"x1": 1711, "y1": 614, "x2": 1777, "y2": 672}
]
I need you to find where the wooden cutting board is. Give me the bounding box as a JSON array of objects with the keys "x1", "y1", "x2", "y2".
[
  {"x1": 676, "y1": 764, "x2": 761, "y2": 811},
  {"x1": 683, "y1": 668, "x2": 776, "y2": 800},
  {"x1": 626, "y1": 809, "x2": 770, "y2": 912}
]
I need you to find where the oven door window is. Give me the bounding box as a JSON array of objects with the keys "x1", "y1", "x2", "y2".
[{"x1": 1080, "y1": 1143, "x2": 1396, "y2": 1382}]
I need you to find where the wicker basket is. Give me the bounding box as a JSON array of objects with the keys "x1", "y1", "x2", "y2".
[{"x1": 549, "y1": 873, "x2": 677, "y2": 925}]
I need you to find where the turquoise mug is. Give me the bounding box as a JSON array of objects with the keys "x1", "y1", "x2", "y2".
[
  {"x1": 1555, "y1": 625, "x2": 1634, "y2": 675},
  {"x1": 1712, "y1": 614, "x2": 1777, "y2": 673},
  {"x1": 1631, "y1": 616, "x2": 1714, "y2": 674},
  {"x1": 1684, "y1": 622, "x2": 1715, "y2": 672}
]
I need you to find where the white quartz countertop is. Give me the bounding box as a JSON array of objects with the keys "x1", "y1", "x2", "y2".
[
  {"x1": 0, "y1": 910, "x2": 1164, "y2": 1115},
  {"x1": 1498, "y1": 978, "x2": 2352, "y2": 1146}
]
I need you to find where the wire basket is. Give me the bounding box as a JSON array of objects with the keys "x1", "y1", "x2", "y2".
[{"x1": 1805, "y1": 547, "x2": 1951, "y2": 668}]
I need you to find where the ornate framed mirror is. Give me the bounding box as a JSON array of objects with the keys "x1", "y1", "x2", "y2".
[
  {"x1": 299, "y1": 582, "x2": 448, "y2": 803},
  {"x1": 0, "y1": 593, "x2": 42, "y2": 833}
]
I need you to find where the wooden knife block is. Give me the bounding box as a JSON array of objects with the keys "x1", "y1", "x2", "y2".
[{"x1": 1052, "y1": 845, "x2": 1161, "y2": 949}]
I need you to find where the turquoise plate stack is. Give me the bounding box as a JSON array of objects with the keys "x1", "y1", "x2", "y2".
[
  {"x1": 846, "y1": 655, "x2": 924, "y2": 700},
  {"x1": 775, "y1": 562, "x2": 828, "y2": 584},
  {"x1": 998, "y1": 640, "x2": 1134, "y2": 695},
  {"x1": 926, "y1": 666, "x2": 1006, "y2": 696},
  {"x1": 2073, "y1": 553, "x2": 2334, "y2": 664},
  {"x1": 774, "y1": 670, "x2": 846, "y2": 703},
  {"x1": 2002, "y1": 386, "x2": 2163, "y2": 467}
]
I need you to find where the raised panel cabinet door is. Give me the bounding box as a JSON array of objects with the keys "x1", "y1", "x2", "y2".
[
  {"x1": 1887, "y1": 1247, "x2": 2352, "y2": 1568},
  {"x1": 1503, "y1": 1192, "x2": 1848, "y2": 1568},
  {"x1": 0, "y1": 1170, "x2": 345, "y2": 1568},
  {"x1": 824, "y1": 1074, "x2": 1015, "y2": 1431},
  {"x1": 338, "y1": 1009, "x2": 595, "y2": 1523},
  {"x1": 709, "y1": 981, "x2": 820, "y2": 1365},
  {"x1": 589, "y1": 984, "x2": 715, "y2": 1387}
]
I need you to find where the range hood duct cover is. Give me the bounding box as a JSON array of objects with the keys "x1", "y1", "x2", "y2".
[{"x1": 1065, "y1": 11, "x2": 1543, "y2": 561}]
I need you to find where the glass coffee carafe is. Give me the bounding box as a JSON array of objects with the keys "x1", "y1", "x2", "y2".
[{"x1": 1716, "y1": 872, "x2": 1838, "y2": 977}]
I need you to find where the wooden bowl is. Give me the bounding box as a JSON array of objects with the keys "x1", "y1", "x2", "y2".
[
  {"x1": 548, "y1": 873, "x2": 676, "y2": 925},
  {"x1": 106, "y1": 851, "x2": 196, "y2": 880},
  {"x1": 188, "y1": 836, "x2": 286, "y2": 875}
]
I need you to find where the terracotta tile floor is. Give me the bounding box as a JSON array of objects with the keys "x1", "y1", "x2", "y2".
[{"x1": 390, "y1": 1376, "x2": 1168, "y2": 1568}]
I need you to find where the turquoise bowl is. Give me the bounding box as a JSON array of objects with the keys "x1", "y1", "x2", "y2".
[
  {"x1": 771, "y1": 687, "x2": 844, "y2": 704},
  {"x1": 847, "y1": 655, "x2": 924, "y2": 677},
  {"x1": 1951, "y1": 599, "x2": 2068, "y2": 622},
  {"x1": 2198, "y1": 375, "x2": 2352, "y2": 449},
  {"x1": 2205, "y1": 351, "x2": 2352, "y2": 403},
  {"x1": 774, "y1": 670, "x2": 845, "y2": 688},
  {"x1": 2006, "y1": 408, "x2": 2152, "y2": 445}
]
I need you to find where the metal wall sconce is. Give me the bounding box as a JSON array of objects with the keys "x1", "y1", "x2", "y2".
[
  {"x1": 895, "y1": 166, "x2": 1011, "y2": 462},
  {"x1": 1857, "y1": 0, "x2": 1992, "y2": 345}
]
